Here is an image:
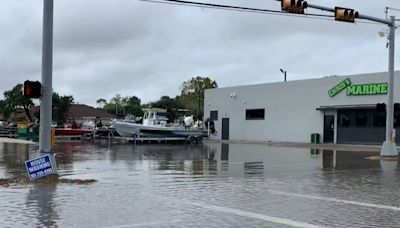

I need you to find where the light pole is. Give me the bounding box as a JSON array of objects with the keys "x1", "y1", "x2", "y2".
[
  {"x1": 381, "y1": 16, "x2": 397, "y2": 157},
  {"x1": 39, "y1": 0, "x2": 54, "y2": 154},
  {"x1": 280, "y1": 68, "x2": 287, "y2": 82}
]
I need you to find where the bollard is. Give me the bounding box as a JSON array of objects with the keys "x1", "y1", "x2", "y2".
[{"x1": 51, "y1": 128, "x2": 56, "y2": 146}]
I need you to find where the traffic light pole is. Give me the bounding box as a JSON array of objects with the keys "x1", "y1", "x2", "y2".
[
  {"x1": 39, "y1": 0, "x2": 54, "y2": 155},
  {"x1": 381, "y1": 16, "x2": 397, "y2": 156},
  {"x1": 277, "y1": 0, "x2": 397, "y2": 156}
]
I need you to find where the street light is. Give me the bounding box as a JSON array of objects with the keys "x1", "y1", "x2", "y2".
[{"x1": 280, "y1": 68, "x2": 287, "y2": 82}]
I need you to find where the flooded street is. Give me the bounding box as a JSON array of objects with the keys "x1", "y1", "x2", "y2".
[{"x1": 1, "y1": 141, "x2": 400, "y2": 227}]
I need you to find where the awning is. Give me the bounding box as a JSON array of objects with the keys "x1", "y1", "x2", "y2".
[{"x1": 316, "y1": 104, "x2": 376, "y2": 111}]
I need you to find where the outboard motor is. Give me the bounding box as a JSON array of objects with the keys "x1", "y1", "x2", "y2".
[{"x1": 184, "y1": 115, "x2": 194, "y2": 128}]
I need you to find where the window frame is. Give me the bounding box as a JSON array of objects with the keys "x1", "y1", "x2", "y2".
[
  {"x1": 210, "y1": 110, "x2": 218, "y2": 121},
  {"x1": 245, "y1": 108, "x2": 265, "y2": 120}
]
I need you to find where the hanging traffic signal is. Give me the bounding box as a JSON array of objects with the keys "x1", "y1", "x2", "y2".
[
  {"x1": 281, "y1": 0, "x2": 307, "y2": 14},
  {"x1": 23, "y1": 80, "x2": 42, "y2": 98},
  {"x1": 335, "y1": 7, "x2": 358, "y2": 23}
]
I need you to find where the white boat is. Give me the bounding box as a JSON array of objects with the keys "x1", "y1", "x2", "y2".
[{"x1": 112, "y1": 108, "x2": 207, "y2": 142}]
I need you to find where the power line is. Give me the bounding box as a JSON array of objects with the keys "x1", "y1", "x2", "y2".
[
  {"x1": 138, "y1": 0, "x2": 333, "y2": 20},
  {"x1": 137, "y1": 0, "x2": 383, "y2": 25}
]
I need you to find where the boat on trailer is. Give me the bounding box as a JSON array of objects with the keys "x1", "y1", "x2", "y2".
[{"x1": 112, "y1": 108, "x2": 207, "y2": 143}]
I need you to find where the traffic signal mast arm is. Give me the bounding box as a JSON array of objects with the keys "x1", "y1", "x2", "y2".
[{"x1": 277, "y1": 0, "x2": 392, "y2": 26}]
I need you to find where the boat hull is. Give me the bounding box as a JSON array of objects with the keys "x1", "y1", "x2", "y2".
[
  {"x1": 112, "y1": 121, "x2": 207, "y2": 138},
  {"x1": 54, "y1": 128, "x2": 93, "y2": 136}
]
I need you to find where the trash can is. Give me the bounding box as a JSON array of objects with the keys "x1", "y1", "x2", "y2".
[
  {"x1": 17, "y1": 122, "x2": 39, "y2": 141},
  {"x1": 29, "y1": 124, "x2": 39, "y2": 142},
  {"x1": 311, "y1": 133, "x2": 320, "y2": 144},
  {"x1": 17, "y1": 122, "x2": 31, "y2": 139}
]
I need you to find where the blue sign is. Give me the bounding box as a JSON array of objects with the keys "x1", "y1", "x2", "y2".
[{"x1": 25, "y1": 154, "x2": 56, "y2": 180}]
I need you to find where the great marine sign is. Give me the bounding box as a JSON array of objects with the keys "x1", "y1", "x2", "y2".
[{"x1": 328, "y1": 78, "x2": 387, "y2": 97}]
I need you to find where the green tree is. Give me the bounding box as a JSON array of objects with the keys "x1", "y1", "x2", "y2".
[
  {"x1": 52, "y1": 93, "x2": 74, "y2": 126},
  {"x1": 0, "y1": 99, "x2": 13, "y2": 121},
  {"x1": 0, "y1": 84, "x2": 34, "y2": 122},
  {"x1": 126, "y1": 96, "x2": 141, "y2": 106},
  {"x1": 180, "y1": 76, "x2": 218, "y2": 119},
  {"x1": 103, "y1": 94, "x2": 143, "y2": 118},
  {"x1": 149, "y1": 95, "x2": 185, "y2": 122},
  {"x1": 123, "y1": 96, "x2": 142, "y2": 117},
  {"x1": 96, "y1": 98, "x2": 107, "y2": 108},
  {"x1": 124, "y1": 105, "x2": 144, "y2": 118}
]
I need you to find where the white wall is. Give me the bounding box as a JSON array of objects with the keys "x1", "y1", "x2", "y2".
[{"x1": 204, "y1": 72, "x2": 399, "y2": 143}]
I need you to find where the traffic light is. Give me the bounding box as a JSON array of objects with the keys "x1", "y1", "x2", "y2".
[
  {"x1": 335, "y1": 7, "x2": 358, "y2": 23},
  {"x1": 23, "y1": 80, "x2": 42, "y2": 98},
  {"x1": 281, "y1": 0, "x2": 307, "y2": 14},
  {"x1": 376, "y1": 103, "x2": 386, "y2": 112}
]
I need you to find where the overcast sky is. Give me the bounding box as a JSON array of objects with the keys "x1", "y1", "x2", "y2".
[{"x1": 1, "y1": 0, "x2": 400, "y2": 106}]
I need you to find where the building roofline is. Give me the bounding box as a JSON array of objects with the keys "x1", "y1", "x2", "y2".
[{"x1": 206, "y1": 71, "x2": 397, "y2": 91}]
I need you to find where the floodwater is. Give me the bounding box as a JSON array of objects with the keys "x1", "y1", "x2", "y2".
[{"x1": 1, "y1": 141, "x2": 400, "y2": 228}]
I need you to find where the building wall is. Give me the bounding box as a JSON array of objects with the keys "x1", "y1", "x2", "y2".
[{"x1": 204, "y1": 72, "x2": 398, "y2": 143}]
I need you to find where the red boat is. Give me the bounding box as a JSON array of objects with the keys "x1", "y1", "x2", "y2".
[{"x1": 54, "y1": 128, "x2": 93, "y2": 136}]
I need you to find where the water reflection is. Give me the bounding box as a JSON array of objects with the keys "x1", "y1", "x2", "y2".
[
  {"x1": 221, "y1": 143, "x2": 229, "y2": 161},
  {"x1": 25, "y1": 184, "x2": 59, "y2": 228},
  {"x1": 220, "y1": 143, "x2": 229, "y2": 172},
  {"x1": 244, "y1": 162, "x2": 264, "y2": 177},
  {"x1": 310, "y1": 148, "x2": 320, "y2": 157},
  {"x1": 191, "y1": 160, "x2": 204, "y2": 175},
  {"x1": 3, "y1": 141, "x2": 400, "y2": 227},
  {"x1": 112, "y1": 142, "x2": 268, "y2": 177},
  {"x1": 3, "y1": 141, "x2": 393, "y2": 180},
  {"x1": 321, "y1": 150, "x2": 382, "y2": 170},
  {"x1": 1, "y1": 143, "x2": 31, "y2": 178},
  {"x1": 322, "y1": 150, "x2": 334, "y2": 170}
]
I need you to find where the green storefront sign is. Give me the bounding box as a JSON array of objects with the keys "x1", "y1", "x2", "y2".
[
  {"x1": 328, "y1": 78, "x2": 351, "y2": 97},
  {"x1": 346, "y1": 83, "x2": 388, "y2": 96},
  {"x1": 328, "y1": 78, "x2": 387, "y2": 97}
]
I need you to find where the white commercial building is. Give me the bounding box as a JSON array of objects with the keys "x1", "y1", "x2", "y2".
[{"x1": 204, "y1": 72, "x2": 400, "y2": 144}]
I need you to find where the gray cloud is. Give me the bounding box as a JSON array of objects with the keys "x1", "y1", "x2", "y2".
[{"x1": 0, "y1": 0, "x2": 399, "y2": 106}]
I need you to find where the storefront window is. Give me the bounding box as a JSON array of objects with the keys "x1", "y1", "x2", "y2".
[
  {"x1": 394, "y1": 112, "x2": 400, "y2": 127},
  {"x1": 355, "y1": 111, "x2": 368, "y2": 127},
  {"x1": 339, "y1": 111, "x2": 351, "y2": 127},
  {"x1": 373, "y1": 111, "x2": 386, "y2": 127}
]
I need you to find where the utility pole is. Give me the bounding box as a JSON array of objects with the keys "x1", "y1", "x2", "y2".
[
  {"x1": 39, "y1": 0, "x2": 54, "y2": 154},
  {"x1": 278, "y1": 0, "x2": 397, "y2": 156}
]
